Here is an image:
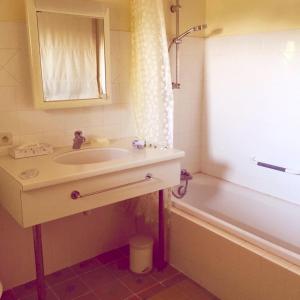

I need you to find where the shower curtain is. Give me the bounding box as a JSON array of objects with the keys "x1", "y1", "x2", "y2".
[
  {"x1": 131, "y1": 0, "x2": 174, "y2": 147},
  {"x1": 128, "y1": 0, "x2": 174, "y2": 230}
]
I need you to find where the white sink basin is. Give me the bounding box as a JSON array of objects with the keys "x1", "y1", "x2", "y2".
[{"x1": 54, "y1": 148, "x2": 130, "y2": 165}]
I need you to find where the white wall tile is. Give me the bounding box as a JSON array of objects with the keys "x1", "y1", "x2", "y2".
[
  {"x1": 0, "y1": 86, "x2": 16, "y2": 111},
  {"x1": 0, "y1": 23, "x2": 137, "y2": 291},
  {"x1": 202, "y1": 29, "x2": 300, "y2": 204},
  {"x1": 0, "y1": 22, "x2": 26, "y2": 48},
  {"x1": 0, "y1": 22, "x2": 135, "y2": 151},
  {"x1": 0, "y1": 111, "x2": 20, "y2": 134},
  {"x1": 0, "y1": 69, "x2": 18, "y2": 86},
  {"x1": 0, "y1": 49, "x2": 17, "y2": 66},
  {"x1": 4, "y1": 50, "x2": 31, "y2": 84}
]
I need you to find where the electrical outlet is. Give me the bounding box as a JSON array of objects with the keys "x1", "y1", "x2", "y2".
[{"x1": 0, "y1": 132, "x2": 13, "y2": 146}]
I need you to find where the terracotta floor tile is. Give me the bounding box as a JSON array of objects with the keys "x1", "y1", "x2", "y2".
[
  {"x1": 97, "y1": 249, "x2": 123, "y2": 265},
  {"x1": 19, "y1": 289, "x2": 58, "y2": 300},
  {"x1": 80, "y1": 267, "x2": 115, "y2": 290},
  {"x1": 137, "y1": 283, "x2": 165, "y2": 300},
  {"x1": 125, "y1": 296, "x2": 140, "y2": 300},
  {"x1": 13, "y1": 280, "x2": 39, "y2": 298},
  {"x1": 151, "y1": 265, "x2": 179, "y2": 282},
  {"x1": 52, "y1": 278, "x2": 89, "y2": 300},
  {"x1": 72, "y1": 257, "x2": 101, "y2": 275},
  {"x1": 1, "y1": 290, "x2": 17, "y2": 300},
  {"x1": 120, "y1": 273, "x2": 157, "y2": 293},
  {"x1": 93, "y1": 278, "x2": 132, "y2": 300},
  {"x1": 105, "y1": 257, "x2": 130, "y2": 278},
  {"x1": 9, "y1": 248, "x2": 219, "y2": 300},
  {"x1": 176, "y1": 279, "x2": 217, "y2": 300},
  {"x1": 148, "y1": 284, "x2": 186, "y2": 300},
  {"x1": 46, "y1": 267, "x2": 77, "y2": 286},
  {"x1": 118, "y1": 245, "x2": 130, "y2": 257},
  {"x1": 148, "y1": 279, "x2": 219, "y2": 300},
  {"x1": 161, "y1": 273, "x2": 188, "y2": 287},
  {"x1": 74, "y1": 292, "x2": 99, "y2": 300}
]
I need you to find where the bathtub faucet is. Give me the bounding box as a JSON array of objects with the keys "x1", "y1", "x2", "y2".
[
  {"x1": 180, "y1": 169, "x2": 193, "y2": 181},
  {"x1": 172, "y1": 168, "x2": 193, "y2": 199}
]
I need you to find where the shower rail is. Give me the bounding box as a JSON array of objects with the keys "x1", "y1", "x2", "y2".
[{"x1": 169, "y1": 0, "x2": 207, "y2": 89}]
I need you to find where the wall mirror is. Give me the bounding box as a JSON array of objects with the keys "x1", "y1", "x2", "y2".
[{"x1": 26, "y1": 0, "x2": 111, "y2": 109}]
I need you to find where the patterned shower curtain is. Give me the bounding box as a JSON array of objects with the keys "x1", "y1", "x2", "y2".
[{"x1": 131, "y1": 0, "x2": 174, "y2": 147}]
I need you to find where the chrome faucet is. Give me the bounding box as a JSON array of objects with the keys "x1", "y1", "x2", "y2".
[{"x1": 73, "y1": 130, "x2": 86, "y2": 150}]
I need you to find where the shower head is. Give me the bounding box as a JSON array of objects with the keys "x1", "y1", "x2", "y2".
[
  {"x1": 174, "y1": 24, "x2": 207, "y2": 43},
  {"x1": 168, "y1": 24, "x2": 207, "y2": 52},
  {"x1": 194, "y1": 24, "x2": 208, "y2": 31}
]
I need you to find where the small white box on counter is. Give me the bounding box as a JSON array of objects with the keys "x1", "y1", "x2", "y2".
[{"x1": 9, "y1": 143, "x2": 53, "y2": 159}]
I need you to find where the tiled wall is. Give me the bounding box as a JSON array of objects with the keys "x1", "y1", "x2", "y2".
[
  {"x1": 0, "y1": 21, "x2": 136, "y2": 289},
  {"x1": 0, "y1": 21, "x2": 135, "y2": 153},
  {"x1": 201, "y1": 29, "x2": 300, "y2": 204}
]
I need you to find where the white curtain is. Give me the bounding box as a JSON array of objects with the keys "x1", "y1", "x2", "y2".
[
  {"x1": 131, "y1": 0, "x2": 174, "y2": 147},
  {"x1": 37, "y1": 13, "x2": 102, "y2": 101}
]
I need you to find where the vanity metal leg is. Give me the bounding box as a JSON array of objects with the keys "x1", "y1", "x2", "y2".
[
  {"x1": 157, "y1": 189, "x2": 167, "y2": 270},
  {"x1": 32, "y1": 225, "x2": 46, "y2": 300}
]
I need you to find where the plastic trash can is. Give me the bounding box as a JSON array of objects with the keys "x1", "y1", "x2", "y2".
[{"x1": 129, "y1": 235, "x2": 154, "y2": 274}]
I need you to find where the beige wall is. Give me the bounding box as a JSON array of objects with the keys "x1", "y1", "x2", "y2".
[
  {"x1": 0, "y1": 0, "x2": 25, "y2": 21},
  {"x1": 164, "y1": 0, "x2": 206, "y2": 37},
  {"x1": 0, "y1": 0, "x2": 206, "y2": 35},
  {"x1": 206, "y1": 0, "x2": 300, "y2": 36},
  {"x1": 0, "y1": 0, "x2": 131, "y2": 31},
  {"x1": 5, "y1": 0, "x2": 300, "y2": 37}
]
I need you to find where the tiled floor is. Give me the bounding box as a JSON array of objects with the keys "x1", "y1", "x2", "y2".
[{"x1": 2, "y1": 246, "x2": 218, "y2": 300}]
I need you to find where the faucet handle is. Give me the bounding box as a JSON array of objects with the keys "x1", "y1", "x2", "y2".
[{"x1": 74, "y1": 130, "x2": 83, "y2": 137}]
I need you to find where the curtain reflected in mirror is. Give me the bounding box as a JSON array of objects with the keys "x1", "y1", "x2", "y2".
[{"x1": 37, "y1": 12, "x2": 106, "y2": 102}]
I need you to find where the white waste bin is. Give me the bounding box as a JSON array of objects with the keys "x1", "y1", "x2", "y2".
[{"x1": 129, "y1": 235, "x2": 153, "y2": 274}]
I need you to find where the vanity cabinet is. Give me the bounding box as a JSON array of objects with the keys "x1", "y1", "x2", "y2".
[
  {"x1": 0, "y1": 145, "x2": 184, "y2": 300},
  {"x1": 0, "y1": 160, "x2": 180, "y2": 227}
]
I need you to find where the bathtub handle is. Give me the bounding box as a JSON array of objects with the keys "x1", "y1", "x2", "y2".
[{"x1": 253, "y1": 157, "x2": 300, "y2": 175}]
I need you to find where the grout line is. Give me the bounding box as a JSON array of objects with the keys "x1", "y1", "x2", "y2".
[
  {"x1": 79, "y1": 270, "x2": 133, "y2": 300},
  {"x1": 46, "y1": 284, "x2": 60, "y2": 300},
  {"x1": 71, "y1": 264, "x2": 106, "y2": 277},
  {"x1": 76, "y1": 273, "x2": 97, "y2": 292},
  {"x1": 72, "y1": 291, "x2": 93, "y2": 300},
  {"x1": 2, "y1": 50, "x2": 18, "y2": 68},
  {"x1": 160, "y1": 272, "x2": 184, "y2": 287},
  {"x1": 135, "y1": 282, "x2": 161, "y2": 294},
  {"x1": 73, "y1": 275, "x2": 97, "y2": 300},
  {"x1": 108, "y1": 275, "x2": 136, "y2": 295},
  {"x1": 47, "y1": 274, "x2": 80, "y2": 288}
]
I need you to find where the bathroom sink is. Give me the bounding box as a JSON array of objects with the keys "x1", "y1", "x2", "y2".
[{"x1": 54, "y1": 148, "x2": 130, "y2": 165}]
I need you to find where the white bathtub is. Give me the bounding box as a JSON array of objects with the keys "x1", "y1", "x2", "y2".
[{"x1": 172, "y1": 173, "x2": 300, "y2": 267}]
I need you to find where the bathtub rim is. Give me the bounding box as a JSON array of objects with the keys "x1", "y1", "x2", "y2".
[{"x1": 172, "y1": 197, "x2": 300, "y2": 268}]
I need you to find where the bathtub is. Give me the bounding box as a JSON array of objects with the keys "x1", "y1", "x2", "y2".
[{"x1": 172, "y1": 173, "x2": 300, "y2": 267}]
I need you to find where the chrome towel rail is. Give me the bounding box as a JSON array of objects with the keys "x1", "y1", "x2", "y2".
[
  {"x1": 253, "y1": 157, "x2": 300, "y2": 175},
  {"x1": 71, "y1": 173, "x2": 154, "y2": 200}
]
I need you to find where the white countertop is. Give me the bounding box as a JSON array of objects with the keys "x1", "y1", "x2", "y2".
[{"x1": 0, "y1": 140, "x2": 185, "y2": 191}]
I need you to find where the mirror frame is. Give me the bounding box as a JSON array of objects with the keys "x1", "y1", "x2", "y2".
[{"x1": 25, "y1": 0, "x2": 111, "y2": 110}]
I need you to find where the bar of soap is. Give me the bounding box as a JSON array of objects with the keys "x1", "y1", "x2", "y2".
[{"x1": 90, "y1": 137, "x2": 110, "y2": 147}]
